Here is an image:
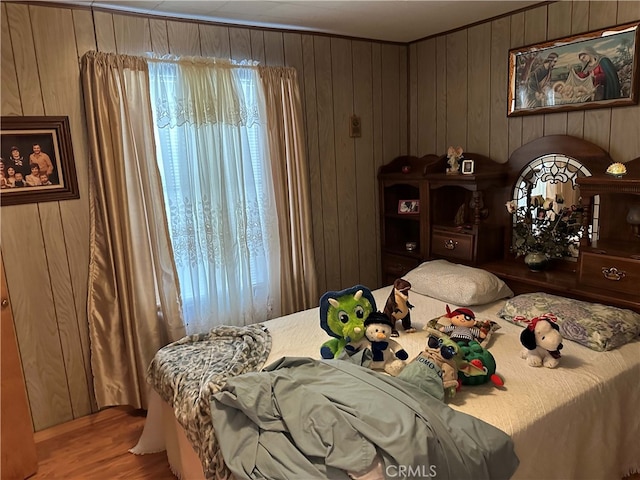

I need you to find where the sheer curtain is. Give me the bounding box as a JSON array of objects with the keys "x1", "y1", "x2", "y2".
[
  {"x1": 81, "y1": 51, "x2": 185, "y2": 409},
  {"x1": 258, "y1": 67, "x2": 318, "y2": 313},
  {"x1": 148, "y1": 57, "x2": 281, "y2": 334}
]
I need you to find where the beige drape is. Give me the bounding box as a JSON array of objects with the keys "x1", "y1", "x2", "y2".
[
  {"x1": 81, "y1": 51, "x2": 185, "y2": 409},
  {"x1": 259, "y1": 67, "x2": 318, "y2": 313}
]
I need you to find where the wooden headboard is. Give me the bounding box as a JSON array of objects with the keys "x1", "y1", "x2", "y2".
[{"x1": 481, "y1": 135, "x2": 640, "y2": 313}]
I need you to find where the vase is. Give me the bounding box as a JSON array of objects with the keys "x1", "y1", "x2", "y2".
[{"x1": 524, "y1": 252, "x2": 549, "y2": 272}]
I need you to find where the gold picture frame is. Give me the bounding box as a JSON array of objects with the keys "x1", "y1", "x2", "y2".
[{"x1": 508, "y1": 21, "x2": 639, "y2": 116}]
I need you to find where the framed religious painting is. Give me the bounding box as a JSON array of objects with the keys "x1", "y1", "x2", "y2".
[
  {"x1": 1, "y1": 116, "x2": 79, "y2": 206},
  {"x1": 508, "y1": 21, "x2": 640, "y2": 116}
]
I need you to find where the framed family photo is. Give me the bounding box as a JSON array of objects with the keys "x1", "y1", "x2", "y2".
[
  {"x1": 508, "y1": 21, "x2": 640, "y2": 116},
  {"x1": 1, "y1": 116, "x2": 79, "y2": 206}
]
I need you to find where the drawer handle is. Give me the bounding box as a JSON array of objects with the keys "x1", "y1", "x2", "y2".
[
  {"x1": 444, "y1": 239, "x2": 458, "y2": 250},
  {"x1": 601, "y1": 267, "x2": 626, "y2": 281}
]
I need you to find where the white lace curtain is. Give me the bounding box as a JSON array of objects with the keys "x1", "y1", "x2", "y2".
[{"x1": 148, "y1": 56, "x2": 282, "y2": 334}]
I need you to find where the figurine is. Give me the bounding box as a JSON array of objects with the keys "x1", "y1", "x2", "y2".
[{"x1": 446, "y1": 146, "x2": 464, "y2": 174}]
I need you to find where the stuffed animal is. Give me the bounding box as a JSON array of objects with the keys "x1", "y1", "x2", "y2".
[
  {"x1": 457, "y1": 341, "x2": 504, "y2": 387},
  {"x1": 383, "y1": 278, "x2": 416, "y2": 337},
  {"x1": 398, "y1": 332, "x2": 462, "y2": 399},
  {"x1": 518, "y1": 313, "x2": 563, "y2": 368},
  {"x1": 439, "y1": 305, "x2": 487, "y2": 344},
  {"x1": 319, "y1": 285, "x2": 376, "y2": 359},
  {"x1": 358, "y1": 311, "x2": 409, "y2": 375}
]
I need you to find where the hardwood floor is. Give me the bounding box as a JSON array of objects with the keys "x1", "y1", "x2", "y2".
[
  {"x1": 31, "y1": 407, "x2": 175, "y2": 479},
  {"x1": 27, "y1": 406, "x2": 640, "y2": 480}
]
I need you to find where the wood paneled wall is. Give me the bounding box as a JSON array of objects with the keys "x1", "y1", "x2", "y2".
[
  {"x1": 0, "y1": 2, "x2": 406, "y2": 430},
  {"x1": 3, "y1": 0, "x2": 639, "y2": 431},
  {"x1": 409, "y1": 0, "x2": 640, "y2": 164}
]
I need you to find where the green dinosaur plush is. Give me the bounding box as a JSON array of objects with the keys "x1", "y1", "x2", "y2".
[{"x1": 319, "y1": 285, "x2": 376, "y2": 359}]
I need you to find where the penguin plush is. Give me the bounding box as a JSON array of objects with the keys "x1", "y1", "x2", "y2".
[{"x1": 383, "y1": 278, "x2": 416, "y2": 337}]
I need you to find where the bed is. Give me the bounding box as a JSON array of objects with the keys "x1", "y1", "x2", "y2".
[{"x1": 131, "y1": 260, "x2": 640, "y2": 480}]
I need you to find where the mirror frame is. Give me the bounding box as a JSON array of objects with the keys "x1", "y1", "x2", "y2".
[{"x1": 505, "y1": 135, "x2": 613, "y2": 260}]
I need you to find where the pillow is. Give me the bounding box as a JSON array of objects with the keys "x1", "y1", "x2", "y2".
[
  {"x1": 403, "y1": 260, "x2": 514, "y2": 306},
  {"x1": 425, "y1": 315, "x2": 501, "y2": 348},
  {"x1": 497, "y1": 292, "x2": 640, "y2": 352}
]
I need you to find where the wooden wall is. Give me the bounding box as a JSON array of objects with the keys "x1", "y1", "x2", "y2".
[
  {"x1": 0, "y1": 2, "x2": 406, "y2": 430},
  {"x1": 409, "y1": 0, "x2": 640, "y2": 164},
  {"x1": 4, "y1": 0, "x2": 639, "y2": 432}
]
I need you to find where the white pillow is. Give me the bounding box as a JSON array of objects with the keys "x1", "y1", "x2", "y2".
[{"x1": 403, "y1": 259, "x2": 514, "y2": 306}]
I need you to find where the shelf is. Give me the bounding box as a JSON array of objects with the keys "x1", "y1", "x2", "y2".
[
  {"x1": 383, "y1": 247, "x2": 422, "y2": 259},
  {"x1": 432, "y1": 224, "x2": 474, "y2": 234},
  {"x1": 385, "y1": 212, "x2": 420, "y2": 221},
  {"x1": 586, "y1": 240, "x2": 640, "y2": 258}
]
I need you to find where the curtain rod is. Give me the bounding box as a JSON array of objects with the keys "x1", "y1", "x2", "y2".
[{"x1": 145, "y1": 53, "x2": 261, "y2": 69}]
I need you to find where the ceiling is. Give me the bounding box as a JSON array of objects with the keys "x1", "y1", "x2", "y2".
[{"x1": 54, "y1": 1, "x2": 543, "y2": 43}]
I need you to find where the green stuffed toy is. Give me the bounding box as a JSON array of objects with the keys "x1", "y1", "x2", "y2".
[
  {"x1": 319, "y1": 285, "x2": 376, "y2": 359},
  {"x1": 457, "y1": 341, "x2": 504, "y2": 387}
]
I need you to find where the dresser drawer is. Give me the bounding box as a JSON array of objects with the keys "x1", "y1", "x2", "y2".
[
  {"x1": 578, "y1": 252, "x2": 640, "y2": 296},
  {"x1": 431, "y1": 230, "x2": 474, "y2": 262}
]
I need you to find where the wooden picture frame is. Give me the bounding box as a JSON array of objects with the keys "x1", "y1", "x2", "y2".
[
  {"x1": 1, "y1": 116, "x2": 79, "y2": 206},
  {"x1": 398, "y1": 199, "x2": 419, "y2": 214},
  {"x1": 508, "y1": 21, "x2": 639, "y2": 116}
]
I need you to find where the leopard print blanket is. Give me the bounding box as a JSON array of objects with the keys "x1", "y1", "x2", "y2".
[{"x1": 147, "y1": 324, "x2": 272, "y2": 480}]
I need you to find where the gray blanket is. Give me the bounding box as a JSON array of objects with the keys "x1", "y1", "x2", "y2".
[{"x1": 211, "y1": 356, "x2": 519, "y2": 480}]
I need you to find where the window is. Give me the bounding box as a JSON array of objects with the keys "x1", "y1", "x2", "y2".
[{"x1": 148, "y1": 60, "x2": 280, "y2": 333}]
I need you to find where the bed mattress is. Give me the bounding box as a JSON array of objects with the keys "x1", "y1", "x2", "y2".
[{"x1": 134, "y1": 287, "x2": 640, "y2": 479}]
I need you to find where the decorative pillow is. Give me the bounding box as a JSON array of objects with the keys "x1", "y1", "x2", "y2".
[
  {"x1": 425, "y1": 315, "x2": 501, "y2": 348},
  {"x1": 497, "y1": 292, "x2": 640, "y2": 352},
  {"x1": 403, "y1": 260, "x2": 514, "y2": 306}
]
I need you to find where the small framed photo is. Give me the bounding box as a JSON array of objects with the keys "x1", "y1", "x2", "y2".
[
  {"x1": 398, "y1": 199, "x2": 419, "y2": 214},
  {"x1": 461, "y1": 159, "x2": 475, "y2": 175},
  {"x1": 1, "y1": 116, "x2": 79, "y2": 206}
]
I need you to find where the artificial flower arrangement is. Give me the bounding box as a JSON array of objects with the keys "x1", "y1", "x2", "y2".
[{"x1": 505, "y1": 195, "x2": 585, "y2": 259}]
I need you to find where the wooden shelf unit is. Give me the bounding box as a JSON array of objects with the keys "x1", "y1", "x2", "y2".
[
  {"x1": 423, "y1": 155, "x2": 507, "y2": 266},
  {"x1": 378, "y1": 153, "x2": 507, "y2": 284},
  {"x1": 378, "y1": 155, "x2": 438, "y2": 285}
]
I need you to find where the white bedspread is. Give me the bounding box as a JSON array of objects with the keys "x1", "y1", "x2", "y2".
[
  {"x1": 136, "y1": 286, "x2": 640, "y2": 479},
  {"x1": 260, "y1": 288, "x2": 640, "y2": 479}
]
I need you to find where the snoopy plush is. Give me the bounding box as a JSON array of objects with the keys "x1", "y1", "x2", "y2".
[{"x1": 519, "y1": 313, "x2": 564, "y2": 368}]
